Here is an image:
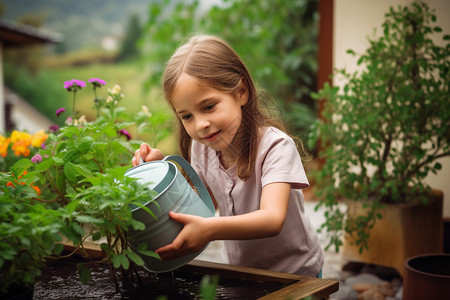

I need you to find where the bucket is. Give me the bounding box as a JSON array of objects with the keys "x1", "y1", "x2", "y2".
[
  {"x1": 125, "y1": 155, "x2": 215, "y2": 273},
  {"x1": 403, "y1": 253, "x2": 450, "y2": 300}
]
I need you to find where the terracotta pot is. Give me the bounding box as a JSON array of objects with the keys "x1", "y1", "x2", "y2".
[{"x1": 403, "y1": 253, "x2": 450, "y2": 300}]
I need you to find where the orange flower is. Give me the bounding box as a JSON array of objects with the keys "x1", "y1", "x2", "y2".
[
  {"x1": 6, "y1": 181, "x2": 14, "y2": 187},
  {"x1": 32, "y1": 185, "x2": 41, "y2": 196},
  {"x1": 0, "y1": 135, "x2": 9, "y2": 157},
  {"x1": 12, "y1": 140, "x2": 31, "y2": 157}
]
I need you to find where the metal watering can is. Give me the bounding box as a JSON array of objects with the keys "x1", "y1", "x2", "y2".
[{"x1": 125, "y1": 155, "x2": 215, "y2": 273}]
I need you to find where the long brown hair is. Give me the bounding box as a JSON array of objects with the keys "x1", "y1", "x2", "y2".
[{"x1": 163, "y1": 35, "x2": 293, "y2": 181}]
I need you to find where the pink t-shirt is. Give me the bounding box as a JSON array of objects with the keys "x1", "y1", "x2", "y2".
[{"x1": 190, "y1": 126, "x2": 324, "y2": 276}]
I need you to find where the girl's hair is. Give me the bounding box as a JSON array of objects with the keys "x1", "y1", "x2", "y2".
[{"x1": 163, "y1": 34, "x2": 297, "y2": 180}]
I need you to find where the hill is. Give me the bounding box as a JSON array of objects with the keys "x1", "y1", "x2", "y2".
[{"x1": 1, "y1": 0, "x2": 153, "y2": 52}]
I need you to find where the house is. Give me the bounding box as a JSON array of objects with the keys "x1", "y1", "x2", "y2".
[{"x1": 0, "y1": 18, "x2": 61, "y2": 133}]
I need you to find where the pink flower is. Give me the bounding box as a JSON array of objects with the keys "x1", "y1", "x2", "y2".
[
  {"x1": 49, "y1": 124, "x2": 59, "y2": 132},
  {"x1": 56, "y1": 108, "x2": 66, "y2": 117},
  {"x1": 118, "y1": 129, "x2": 131, "y2": 141},
  {"x1": 31, "y1": 154, "x2": 42, "y2": 164},
  {"x1": 89, "y1": 78, "x2": 107, "y2": 87},
  {"x1": 64, "y1": 79, "x2": 86, "y2": 91}
]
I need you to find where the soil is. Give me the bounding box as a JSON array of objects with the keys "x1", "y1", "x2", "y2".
[{"x1": 33, "y1": 256, "x2": 289, "y2": 299}]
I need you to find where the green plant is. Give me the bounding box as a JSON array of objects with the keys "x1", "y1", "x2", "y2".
[
  {"x1": 0, "y1": 77, "x2": 173, "y2": 294},
  {"x1": 309, "y1": 1, "x2": 450, "y2": 252},
  {"x1": 0, "y1": 160, "x2": 64, "y2": 294},
  {"x1": 29, "y1": 78, "x2": 164, "y2": 285}
]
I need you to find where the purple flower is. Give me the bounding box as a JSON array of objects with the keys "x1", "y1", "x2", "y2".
[
  {"x1": 31, "y1": 154, "x2": 43, "y2": 164},
  {"x1": 49, "y1": 124, "x2": 59, "y2": 132},
  {"x1": 56, "y1": 108, "x2": 66, "y2": 117},
  {"x1": 41, "y1": 142, "x2": 46, "y2": 149},
  {"x1": 64, "y1": 79, "x2": 86, "y2": 91},
  {"x1": 118, "y1": 129, "x2": 132, "y2": 141},
  {"x1": 89, "y1": 78, "x2": 107, "y2": 87}
]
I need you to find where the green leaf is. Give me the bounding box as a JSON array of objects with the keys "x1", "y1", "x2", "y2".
[
  {"x1": 68, "y1": 162, "x2": 94, "y2": 178},
  {"x1": 131, "y1": 202, "x2": 157, "y2": 220},
  {"x1": 124, "y1": 249, "x2": 145, "y2": 266},
  {"x1": 77, "y1": 263, "x2": 91, "y2": 284},
  {"x1": 112, "y1": 254, "x2": 130, "y2": 270},
  {"x1": 75, "y1": 215, "x2": 104, "y2": 225},
  {"x1": 63, "y1": 163, "x2": 78, "y2": 182},
  {"x1": 36, "y1": 157, "x2": 55, "y2": 172},
  {"x1": 77, "y1": 136, "x2": 94, "y2": 154},
  {"x1": 111, "y1": 138, "x2": 135, "y2": 153}
]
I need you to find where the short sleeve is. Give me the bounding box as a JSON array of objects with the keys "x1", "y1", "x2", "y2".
[{"x1": 260, "y1": 128, "x2": 309, "y2": 190}]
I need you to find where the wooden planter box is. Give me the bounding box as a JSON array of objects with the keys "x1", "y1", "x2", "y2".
[
  {"x1": 34, "y1": 255, "x2": 338, "y2": 299},
  {"x1": 342, "y1": 190, "x2": 443, "y2": 277}
]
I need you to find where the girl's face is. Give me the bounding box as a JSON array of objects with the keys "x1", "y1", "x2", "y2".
[{"x1": 171, "y1": 74, "x2": 248, "y2": 156}]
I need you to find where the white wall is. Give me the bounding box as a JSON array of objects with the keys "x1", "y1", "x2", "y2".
[{"x1": 334, "y1": 0, "x2": 450, "y2": 217}]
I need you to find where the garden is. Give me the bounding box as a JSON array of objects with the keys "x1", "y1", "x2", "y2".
[{"x1": 1, "y1": 0, "x2": 449, "y2": 299}]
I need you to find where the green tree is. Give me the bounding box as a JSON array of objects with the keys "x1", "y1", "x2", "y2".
[
  {"x1": 140, "y1": 0, "x2": 318, "y2": 137},
  {"x1": 117, "y1": 13, "x2": 143, "y2": 62}
]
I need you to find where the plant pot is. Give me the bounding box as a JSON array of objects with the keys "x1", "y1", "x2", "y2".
[
  {"x1": 342, "y1": 190, "x2": 443, "y2": 276},
  {"x1": 403, "y1": 253, "x2": 450, "y2": 300}
]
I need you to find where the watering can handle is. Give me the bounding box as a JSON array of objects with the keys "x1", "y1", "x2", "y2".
[{"x1": 163, "y1": 155, "x2": 215, "y2": 215}]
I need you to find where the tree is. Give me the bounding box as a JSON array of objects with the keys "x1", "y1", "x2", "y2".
[{"x1": 117, "y1": 13, "x2": 142, "y2": 62}]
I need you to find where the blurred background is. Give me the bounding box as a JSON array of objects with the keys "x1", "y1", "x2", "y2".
[{"x1": 0, "y1": 0, "x2": 319, "y2": 155}]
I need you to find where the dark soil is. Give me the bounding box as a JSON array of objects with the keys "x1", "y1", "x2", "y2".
[{"x1": 33, "y1": 256, "x2": 289, "y2": 299}]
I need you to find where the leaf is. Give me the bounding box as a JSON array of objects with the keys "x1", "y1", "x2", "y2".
[
  {"x1": 68, "y1": 162, "x2": 94, "y2": 178},
  {"x1": 63, "y1": 163, "x2": 78, "y2": 182},
  {"x1": 77, "y1": 263, "x2": 91, "y2": 284},
  {"x1": 131, "y1": 202, "x2": 157, "y2": 220},
  {"x1": 35, "y1": 157, "x2": 55, "y2": 172},
  {"x1": 112, "y1": 254, "x2": 130, "y2": 270},
  {"x1": 75, "y1": 215, "x2": 104, "y2": 225},
  {"x1": 77, "y1": 136, "x2": 94, "y2": 154},
  {"x1": 124, "y1": 249, "x2": 145, "y2": 266},
  {"x1": 111, "y1": 138, "x2": 135, "y2": 153}
]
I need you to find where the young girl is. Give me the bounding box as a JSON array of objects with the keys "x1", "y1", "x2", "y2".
[{"x1": 132, "y1": 35, "x2": 323, "y2": 277}]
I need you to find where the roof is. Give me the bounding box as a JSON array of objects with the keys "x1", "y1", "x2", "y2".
[{"x1": 0, "y1": 18, "x2": 62, "y2": 47}]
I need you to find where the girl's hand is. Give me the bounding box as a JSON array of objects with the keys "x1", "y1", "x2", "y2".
[
  {"x1": 155, "y1": 212, "x2": 211, "y2": 260},
  {"x1": 132, "y1": 143, "x2": 164, "y2": 166}
]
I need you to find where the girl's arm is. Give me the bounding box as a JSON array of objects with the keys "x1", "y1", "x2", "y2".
[{"x1": 155, "y1": 182, "x2": 291, "y2": 260}]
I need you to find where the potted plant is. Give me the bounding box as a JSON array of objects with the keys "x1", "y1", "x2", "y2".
[{"x1": 309, "y1": 1, "x2": 449, "y2": 275}]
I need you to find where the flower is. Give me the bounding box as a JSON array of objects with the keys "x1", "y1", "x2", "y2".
[
  {"x1": 32, "y1": 185, "x2": 41, "y2": 196},
  {"x1": 65, "y1": 117, "x2": 73, "y2": 126},
  {"x1": 118, "y1": 129, "x2": 131, "y2": 141},
  {"x1": 10, "y1": 130, "x2": 31, "y2": 144},
  {"x1": 31, "y1": 130, "x2": 48, "y2": 148},
  {"x1": 64, "y1": 79, "x2": 86, "y2": 91},
  {"x1": 31, "y1": 154, "x2": 43, "y2": 164},
  {"x1": 0, "y1": 135, "x2": 9, "y2": 157},
  {"x1": 108, "y1": 84, "x2": 122, "y2": 95},
  {"x1": 89, "y1": 78, "x2": 107, "y2": 87},
  {"x1": 56, "y1": 108, "x2": 66, "y2": 117},
  {"x1": 49, "y1": 124, "x2": 59, "y2": 133},
  {"x1": 12, "y1": 140, "x2": 31, "y2": 156}
]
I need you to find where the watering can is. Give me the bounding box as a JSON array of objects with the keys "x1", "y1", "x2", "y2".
[{"x1": 124, "y1": 155, "x2": 215, "y2": 273}]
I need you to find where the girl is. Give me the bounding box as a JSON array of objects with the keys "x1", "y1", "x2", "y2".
[{"x1": 132, "y1": 35, "x2": 323, "y2": 277}]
